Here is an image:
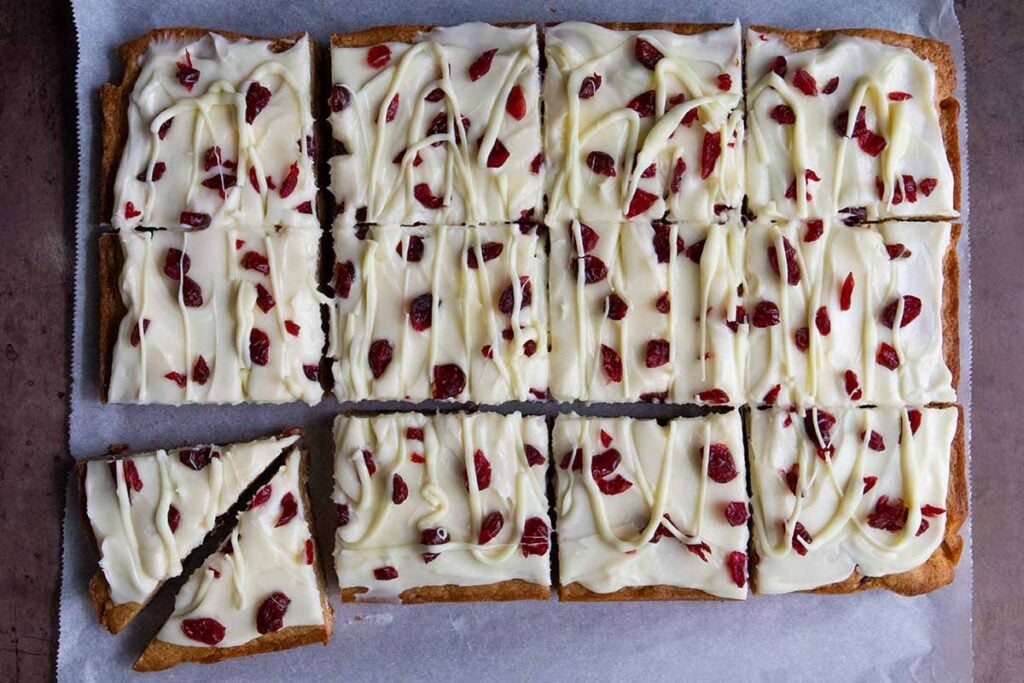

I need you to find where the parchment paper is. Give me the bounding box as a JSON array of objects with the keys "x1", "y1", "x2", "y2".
[{"x1": 60, "y1": 0, "x2": 973, "y2": 680}]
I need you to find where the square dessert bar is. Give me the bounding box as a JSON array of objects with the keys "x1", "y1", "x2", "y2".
[
  {"x1": 548, "y1": 219, "x2": 746, "y2": 405},
  {"x1": 329, "y1": 23, "x2": 542, "y2": 225},
  {"x1": 747, "y1": 406, "x2": 965, "y2": 595},
  {"x1": 135, "y1": 447, "x2": 333, "y2": 671},
  {"x1": 544, "y1": 22, "x2": 745, "y2": 225},
  {"x1": 102, "y1": 29, "x2": 319, "y2": 231},
  {"x1": 332, "y1": 412, "x2": 551, "y2": 603},
  {"x1": 554, "y1": 413, "x2": 749, "y2": 600},
  {"x1": 329, "y1": 222, "x2": 548, "y2": 403},
  {"x1": 745, "y1": 218, "x2": 959, "y2": 407},
  {"x1": 101, "y1": 227, "x2": 326, "y2": 405},
  {"x1": 80, "y1": 431, "x2": 300, "y2": 634},
  {"x1": 745, "y1": 26, "x2": 959, "y2": 222}
]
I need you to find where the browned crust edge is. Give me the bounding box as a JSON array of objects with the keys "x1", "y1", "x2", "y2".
[
  {"x1": 748, "y1": 25, "x2": 962, "y2": 216},
  {"x1": 341, "y1": 578, "x2": 550, "y2": 604},
  {"x1": 98, "y1": 232, "x2": 124, "y2": 403},
  {"x1": 941, "y1": 224, "x2": 962, "y2": 398},
  {"x1": 100, "y1": 29, "x2": 312, "y2": 225},
  {"x1": 559, "y1": 582, "x2": 736, "y2": 602},
  {"x1": 134, "y1": 445, "x2": 332, "y2": 672},
  {"x1": 78, "y1": 429, "x2": 305, "y2": 635},
  {"x1": 754, "y1": 404, "x2": 967, "y2": 596}
]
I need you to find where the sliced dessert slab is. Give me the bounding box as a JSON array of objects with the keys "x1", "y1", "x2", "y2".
[
  {"x1": 80, "y1": 431, "x2": 300, "y2": 634},
  {"x1": 745, "y1": 218, "x2": 958, "y2": 408},
  {"x1": 747, "y1": 406, "x2": 966, "y2": 595},
  {"x1": 333, "y1": 412, "x2": 551, "y2": 603},
  {"x1": 101, "y1": 227, "x2": 327, "y2": 405},
  {"x1": 544, "y1": 22, "x2": 744, "y2": 224},
  {"x1": 329, "y1": 222, "x2": 548, "y2": 403},
  {"x1": 329, "y1": 23, "x2": 542, "y2": 225},
  {"x1": 103, "y1": 29, "x2": 319, "y2": 231},
  {"x1": 745, "y1": 26, "x2": 959, "y2": 222},
  {"x1": 554, "y1": 412, "x2": 749, "y2": 600},
  {"x1": 548, "y1": 219, "x2": 746, "y2": 405},
  {"x1": 135, "y1": 446, "x2": 332, "y2": 671}
]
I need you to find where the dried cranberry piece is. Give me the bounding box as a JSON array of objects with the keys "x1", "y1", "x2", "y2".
[
  {"x1": 881, "y1": 295, "x2": 922, "y2": 329},
  {"x1": 202, "y1": 146, "x2": 223, "y2": 171},
  {"x1": 432, "y1": 363, "x2": 466, "y2": 399},
  {"x1": 857, "y1": 130, "x2": 887, "y2": 156},
  {"x1": 596, "y1": 474, "x2": 633, "y2": 495},
  {"x1": 522, "y1": 340, "x2": 538, "y2": 357},
  {"x1": 181, "y1": 618, "x2": 225, "y2": 645},
  {"x1": 524, "y1": 445, "x2": 544, "y2": 467},
  {"x1": 794, "y1": 327, "x2": 810, "y2": 352},
  {"x1": 333, "y1": 261, "x2": 355, "y2": 298},
  {"x1": 698, "y1": 389, "x2": 730, "y2": 405},
  {"x1": 179, "y1": 445, "x2": 218, "y2": 470},
  {"x1": 175, "y1": 50, "x2": 200, "y2": 91},
  {"x1": 381, "y1": 93, "x2": 400, "y2": 123},
  {"x1": 651, "y1": 222, "x2": 684, "y2": 263},
  {"x1": 888, "y1": 91, "x2": 913, "y2": 101},
  {"x1": 362, "y1": 451, "x2": 377, "y2": 476},
  {"x1": 239, "y1": 251, "x2": 270, "y2": 276},
  {"x1": 654, "y1": 292, "x2": 670, "y2": 314},
  {"x1": 784, "y1": 463, "x2": 799, "y2": 495},
  {"x1": 840, "y1": 272, "x2": 855, "y2": 311},
  {"x1": 752, "y1": 301, "x2": 781, "y2": 328},
  {"x1": 686, "y1": 542, "x2": 712, "y2": 562},
  {"x1": 392, "y1": 474, "x2": 408, "y2": 504},
  {"x1": 605, "y1": 293, "x2": 629, "y2": 320},
  {"x1": 571, "y1": 254, "x2": 608, "y2": 284},
  {"x1": 163, "y1": 248, "x2": 191, "y2": 281},
  {"x1": 560, "y1": 448, "x2": 582, "y2": 471},
  {"x1": 640, "y1": 161, "x2": 657, "y2": 178},
  {"x1": 666, "y1": 157, "x2": 686, "y2": 194},
  {"x1": 598, "y1": 430, "x2": 614, "y2": 448},
  {"x1": 919, "y1": 178, "x2": 938, "y2": 196},
  {"x1": 763, "y1": 384, "x2": 781, "y2": 405},
  {"x1": 367, "y1": 45, "x2": 391, "y2": 68},
  {"x1": 374, "y1": 566, "x2": 399, "y2": 581},
  {"x1": 815, "y1": 306, "x2": 831, "y2": 336},
  {"x1": 768, "y1": 236, "x2": 801, "y2": 285},
  {"x1": 706, "y1": 444, "x2": 738, "y2": 483},
  {"x1": 771, "y1": 55, "x2": 788, "y2": 77},
  {"x1": 181, "y1": 276, "x2": 203, "y2": 308},
  {"x1": 304, "y1": 538, "x2": 315, "y2": 565},
  {"x1": 368, "y1": 339, "x2": 393, "y2": 379},
  {"x1": 499, "y1": 276, "x2": 532, "y2": 315},
  {"x1": 792, "y1": 68, "x2": 818, "y2": 96},
  {"x1": 700, "y1": 132, "x2": 721, "y2": 180},
  {"x1": 413, "y1": 183, "x2": 444, "y2": 209},
  {"x1": 530, "y1": 153, "x2": 544, "y2": 174},
  {"x1": 421, "y1": 527, "x2": 450, "y2": 547},
  {"x1": 842, "y1": 206, "x2": 868, "y2": 226},
  {"x1": 586, "y1": 151, "x2": 617, "y2": 177},
  {"x1": 867, "y1": 495, "x2": 908, "y2": 533},
  {"x1": 908, "y1": 409, "x2": 922, "y2": 435},
  {"x1": 408, "y1": 293, "x2": 433, "y2": 331},
  {"x1": 803, "y1": 409, "x2": 836, "y2": 449},
  {"x1": 157, "y1": 118, "x2": 173, "y2": 140},
  {"x1": 834, "y1": 106, "x2": 868, "y2": 137},
  {"x1": 328, "y1": 84, "x2": 351, "y2": 112},
  {"x1": 272, "y1": 492, "x2": 297, "y2": 528},
  {"x1": 468, "y1": 48, "x2": 498, "y2": 81},
  {"x1": 302, "y1": 364, "x2": 320, "y2": 382},
  {"x1": 191, "y1": 355, "x2": 210, "y2": 385},
  {"x1": 137, "y1": 162, "x2": 166, "y2": 182},
  {"x1": 520, "y1": 517, "x2": 549, "y2": 557},
  {"x1": 590, "y1": 448, "x2": 621, "y2": 479},
  {"x1": 903, "y1": 175, "x2": 918, "y2": 203},
  {"x1": 180, "y1": 211, "x2": 211, "y2": 228},
  {"x1": 626, "y1": 189, "x2": 658, "y2": 219},
  {"x1": 483, "y1": 138, "x2": 513, "y2": 169},
  {"x1": 716, "y1": 73, "x2": 732, "y2": 91},
  {"x1": 685, "y1": 239, "x2": 705, "y2": 263},
  {"x1": 601, "y1": 344, "x2": 623, "y2": 382},
  {"x1": 626, "y1": 90, "x2": 656, "y2": 117},
  {"x1": 255, "y1": 283, "x2": 276, "y2": 314},
  {"x1": 249, "y1": 483, "x2": 272, "y2": 509},
  {"x1": 822, "y1": 76, "x2": 840, "y2": 94},
  {"x1": 727, "y1": 551, "x2": 746, "y2": 588},
  {"x1": 770, "y1": 104, "x2": 796, "y2": 125},
  {"x1": 249, "y1": 328, "x2": 270, "y2": 366},
  {"x1": 876, "y1": 342, "x2": 900, "y2": 370},
  {"x1": 804, "y1": 219, "x2": 824, "y2": 242},
  {"x1": 866, "y1": 430, "x2": 886, "y2": 451},
  {"x1": 845, "y1": 370, "x2": 863, "y2": 400},
  {"x1": 244, "y1": 81, "x2": 272, "y2": 124},
  {"x1": 579, "y1": 73, "x2": 602, "y2": 99},
  {"x1": 863, "y1": 476, "x2": 878, "y2": 493},
  {"x1": 922, "y1": 504, "x2": 946, "y2": 517},
  {"x1": 792, "y1": 522, "x2": 813, "y2": 555},
  {"x1": 278, "y1": 162, "x2": 300, "y2": 199},
  {"x1": 506, "y1": 84, "x2": 527, "y2": 120},
  {"x1": 724, "y1": 502, "x2": 748, "y2": 527},
  {"x1": 467, "y1": 241, "x2": 503, "y2": 268},
  {"x1": 634, "y1": 38, "x2": 664, "y2": 69},
  {"x1": 167, "y1": 505, "x2": 180, "y2": 532},
  {"x1": 478, "y1": 511, "x2": 504, "y2": 545},
  {"x1": 470, "y1": 449, "x2": 492, "y2": 490}
]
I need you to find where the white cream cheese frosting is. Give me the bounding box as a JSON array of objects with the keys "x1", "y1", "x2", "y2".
[
  {"x1": 748, "y1": 407, "x2": 957, "y2": 594},
  {"x1": 544, "y1": 22, "x2": 745, "y2": 225},
  {"x1": 329, "y1": 222, "x2": 549, "y2": 402},
  {"x1": 109, "y1": 227, "x2": 327, "y2": 405},
  {"x1": 332, "y1": 412, "x2": 551, "y2": 600},
  {"x1": 85, "y1": 433, "x2": 298, "y2": 607},
  {"x1": 548, "y1": 220, "x2": 747, "y2": 404},
  {"x1": 329, "y1": 23, "x2": 542, "y2": 224},
  {"x1": 112, "y1": 32, "x2": 318, "y2": 232},
  {"x1": 554, "y1": 413, "x2": 749, "y2": 599},
  {"x1": 744, "y1": 218, "x2": 955, "y2": 407},
  {"x1": 156, "y1": 448, "x2": 327, "y2": 648},
  {"x1": 745, "y1": 30, "x2": 956, "y2": 222}
]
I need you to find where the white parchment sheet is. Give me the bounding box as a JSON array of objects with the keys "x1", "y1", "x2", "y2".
[{"x1": 61, "y1": 0, "x2": 973, "y2": 680}]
